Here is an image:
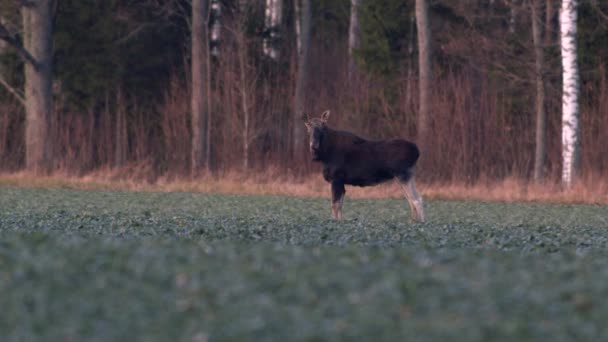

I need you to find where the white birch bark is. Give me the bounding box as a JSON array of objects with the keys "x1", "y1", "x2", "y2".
[
  {"x1": 559, "y1": 0, "x2": 581, "y2": 188},
  {"x1": 347, "y1": 0, "x2": 360, "y2": 76},
  {"x1": 210, "y1": 0, "x2": 221, "y2": 56},
  {"x1": 0, "y1": 17, "x2": 6, "y2": 58},
  {"x1": 509, "y1": 3, "x2": 517, "y2": 34},
  {"x1": 263, "y1": 0, "x2": 283, "y2": 60}
]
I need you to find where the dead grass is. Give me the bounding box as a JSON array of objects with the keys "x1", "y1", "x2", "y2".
[{"x1": 1, "y1": 171, "x2": 607, "y2": 205}]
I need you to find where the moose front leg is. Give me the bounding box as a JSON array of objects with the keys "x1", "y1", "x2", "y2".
[
  {"x1": 331, "y1": 181, "x2": 345, "y2": 220},
  {"x1": 399, "y1": 177, "x2": 425, "y2": 223}
]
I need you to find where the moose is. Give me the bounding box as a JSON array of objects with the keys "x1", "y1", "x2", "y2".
[{"x1": 303, "y1": 110, "x2": 425, "y2": 223}]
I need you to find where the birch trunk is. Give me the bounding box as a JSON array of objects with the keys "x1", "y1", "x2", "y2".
[
  {"x1": 509, "y1": 3, "x2": 517, "y2": 34},
  {"x1": 559, "y1": 0, "x2": 580, "y2": 188},
  {"x1": 347, "y1": 0, "x2": 361, "y2": 77},
  {"x1": 532, "y1": 0, "x2": 546, "y2": 182},
  {"x1": 191, "y1": 0, "x2": 209, "y2": 174},
  {"x1": 292, "y1": 0, "x2": 311, "y2": 161},
  {"x1": 22, "y1": 0, "x2": 54, "y2": 174},
  {"x1": 210, "y1": 0, "x2": 221, "y2": 57},
  {"x1": 263, "y1": 0, "x2": 283, "y2": 60},
  {"x1": 416, "y1": 0, "x2": 432, "y2": 148}
]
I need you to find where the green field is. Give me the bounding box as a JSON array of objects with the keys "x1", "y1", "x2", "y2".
[{"x1": 1, "y1": 186, "x2": 608, "y2": 341}]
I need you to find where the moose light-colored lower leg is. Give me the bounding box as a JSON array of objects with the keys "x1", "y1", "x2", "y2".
[
  {"x1": 400, "y1": 178, "x2": 425, "y2": 223},
  {"x1": 331, "y1": 182, "x2": 345, "y2": 220},
  {"x1": 331, "y1": 196, "x2": 344, "y2": 220}
]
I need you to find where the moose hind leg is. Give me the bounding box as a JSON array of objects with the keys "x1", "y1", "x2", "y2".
[
  {"x1": 331, "y1": 182, "x2": 345, "y2": 220},
  {"x1": 399, "y1": 177, "x2": 425, "y2": 223}
]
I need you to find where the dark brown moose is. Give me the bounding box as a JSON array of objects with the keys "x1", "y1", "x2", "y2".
[{"x1": 304, "y1": 110, "x2": 425, "y2": 222}]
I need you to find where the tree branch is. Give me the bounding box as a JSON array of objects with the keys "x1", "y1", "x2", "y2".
[
  {"x1": 113, "y1": 23, "x2": 153, "y2": 45},
  {"x1": 0, "y1": 20, "x2": 39, "y2": 68},
  {"x1": 591, "y1": 2, "x2": 608, "y2": 24},
  {"x1": 16, "y1": 0, "x2": 36, "y2": 7},
  {"x1": 0, "y1": 73, "x2": 25, "y2": 106}
]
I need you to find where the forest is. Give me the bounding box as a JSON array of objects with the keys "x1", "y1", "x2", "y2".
[{"x1": 1, "y1": 0, "x2": 607, "y2": 187}]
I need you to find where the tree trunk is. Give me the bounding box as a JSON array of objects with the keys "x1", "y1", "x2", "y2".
[
  {"x1": 22, "y1": 0, "x2": 54, "y2": 174},
  {"x1": 263, "y1": 0, "x2": 283, "y2": 60},
  {"x1": 545, "y1": 0, "x2": 554, "y2": 44},
  {"x1": 0, "y1": 18, "x2": 20, "y2": 104},
  {"x1": 191, "y1": 0, "x2": 209, "y2": 175},
  {"x1": 237, "y1": 31, "x2": 250, "y2": 171},
  {"x1": 210, "y1": 0, "x2": 221, "y2": 57},
  {"x1": 531, "y1": 0, "x2": 546, "y2": 183},
  {"x1": 114, "y1": 92, "x2": 127, "y2": 168},
  {"x1": 405, "y1": 13, "x2": 415, "y2": 113},
  {"x1": 0, "y1": 17, "x2": 6, "y2": 76},
  {"x1": 347, "y1": 0, "x2": 361, "y2": 77},
  {"x1": 415, "y1": 0, "x2": 432, "y2": 148},
  {"x1": 293, "y1": 0, "x2": 301, "y2": 56},
  {"x1": 559, "y1": 0, "x2": 580, "y2": 188},
  {"x1": 205, "y1": 13, "x2": 213, "y2": 172},
  {"x1": 509, "y1": 2, "x2": 517, "y2": 34},
  {"x1": 292, "y1": 0, "x2": 311, "y2": 162},
  {"x1": 114, "y1": 91, "x2": 127, "y2": 168}
]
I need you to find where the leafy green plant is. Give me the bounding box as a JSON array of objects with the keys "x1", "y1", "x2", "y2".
[{"x1": 1, "y1": 187, "x2": 608, "y2": 340}]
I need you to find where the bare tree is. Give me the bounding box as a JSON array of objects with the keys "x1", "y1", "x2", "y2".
[
  {"x1": 0, "y1": 17, "x2": 23, "y2": 105},
  {"x1": 263, "y1": 0, "x2": 283, "y2": 60},
  {"x1": 293, "y1": 0, "x2": 311, "y2": 161},
  {"x1": 416, "y1": 0, "x2": 432, "y2": 148},
  {"x1": 559, "y1": 0, "x2": 580, "y2": 188},
  {"x1": 531, "y1": 0, "x2": 546, "y2": 182},
  {"x1": 0, "y1": 0, "x2": 54, "y2": 174},
  {"x1": 113, "y1": 90, "x2": 127, "y2": 168},
  {"x1": 509, "y1": 0, "x2": 519, "y2": 34},
  {"x1": 232, "y1": 17, "x2": 253, "y2": 171},
  {"x1": 293, "y1": 0, "x2": 301, "y2": 56},
  {"x1": 545, "y1": 0, "x2": 555, "y2": 43},
  {"x1": 210, "y1": 0, "x2": 221, "y2": 56},
  {"x1": 0, "y1": 17, "x2": 7, "y2": 78},
  {"x1": 347, "y1": 0, "x2": 361, "y2": 77},
  {"x1": 191, "y1": 0, "x2": 210, "y2": 174}
]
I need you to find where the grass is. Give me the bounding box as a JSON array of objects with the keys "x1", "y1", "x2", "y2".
[
  {"x1": 1, "y1": 171, "x2": 608, "y2": 205},
  {"x1": 1, "y1": 186, "x2": 608, "y2": 340}
]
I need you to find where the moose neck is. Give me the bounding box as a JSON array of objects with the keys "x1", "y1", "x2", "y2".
[{"x1": 318, "y1": 127, "x2": 338, "y2": 163}]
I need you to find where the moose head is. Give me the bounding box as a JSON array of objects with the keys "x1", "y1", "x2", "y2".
[{"x1": 303, "y1": 110, "x2": 330, "y2": 161}]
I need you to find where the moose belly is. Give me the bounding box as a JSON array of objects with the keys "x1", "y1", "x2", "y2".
[
  {"x1": 344, "y1": 170, "x2": 393, "y2": 186},
  {"x1": 344, "y1": 167, "x2": 394, "y2": 187},
  {"x1": 322, "y1": 163, "x2": 394, "y2": 187}
]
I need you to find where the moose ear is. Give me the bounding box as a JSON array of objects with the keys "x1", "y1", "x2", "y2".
[{"x1": 321, "y1": 110, "x2": 330, "y2": 123}]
